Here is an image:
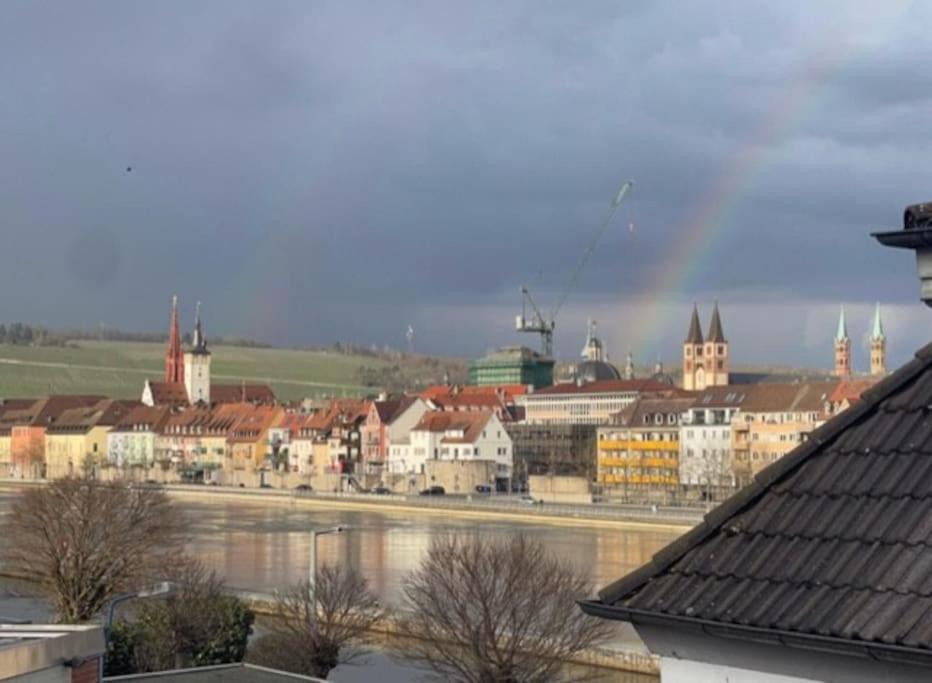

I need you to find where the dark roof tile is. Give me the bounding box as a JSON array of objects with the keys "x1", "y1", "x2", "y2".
[{"x1": 584, "y1": 343, "x2": 932, "y2": 655}]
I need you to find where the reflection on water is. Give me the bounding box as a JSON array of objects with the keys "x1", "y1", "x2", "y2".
[
  {"x1": 181, "y1": 497, "x2": 679, "y2": 606},
  {"x1": 0, "y1": 490, "x2": 672, "y2": 681}
]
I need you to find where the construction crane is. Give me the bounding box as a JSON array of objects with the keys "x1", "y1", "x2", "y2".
[{"x1": 515, "y1": 180, "x2": 634, "y2": 358}]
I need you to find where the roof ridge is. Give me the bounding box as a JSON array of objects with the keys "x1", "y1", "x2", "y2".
[{"x1": 597, "y1": 343, "x2": 932, "y2": 605}]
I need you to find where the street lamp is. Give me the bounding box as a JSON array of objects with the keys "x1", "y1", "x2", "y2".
[
  {"x1": 104, "y1": 581, "x2": 174, "y2": 647},
  {"x1": 309, "y1": 526, "x2": 344, "y2": 611}
]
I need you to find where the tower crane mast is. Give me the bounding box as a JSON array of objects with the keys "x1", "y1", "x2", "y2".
[{"x1": 515, "y1": 180, "x2": 633, "y2": 358}]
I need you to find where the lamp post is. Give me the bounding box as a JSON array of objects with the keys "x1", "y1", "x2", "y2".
[
  {"x1": 104, "y1": 581, "x2": 174, "y2": 647},
  {"x1": 309, "y1": 526, "x2": 344, "y2": 612}
]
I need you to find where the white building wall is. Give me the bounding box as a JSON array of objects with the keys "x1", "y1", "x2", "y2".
[
  {"x1": 107, "y1": 431, "x2": 156, "y2": 467},
  {"x1": 184, "y1": 353, "x2": 210, "y2": 404},
  {"x1": 386, "y1": 399, "x2": 430, "y2": 474},
  {"x1": 679, "y1": 408, "x2": 738, "y2": 487},
  {"x1": 519, "y1": 391, "x2": 639, "y2": 425},
  {"x1": 291, "y1": 437, "x2": 314, "y2": 473},
  {"x1": 662, "y1": 658, "x2": 819, "y2": 683}
]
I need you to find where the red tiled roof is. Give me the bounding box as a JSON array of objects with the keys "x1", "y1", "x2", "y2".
[
  {"x1": 113, "y1": 405, "x2": 172, "y2": 432},
  {"x1": 146, "y1": 381, "x2": 190, "y2": 406},
  {"x1": 227, "y1": 406, "x2": 281, "y2": 443},
  {"x1": 420, "y1": 384, "x2": 529, "y2": 404},
  {"x1": 211, "y1": 384, "x2": 276, "y2": 404},
  {"x1": 830, "y1": 377, "x2": 879, "y2": 403}
]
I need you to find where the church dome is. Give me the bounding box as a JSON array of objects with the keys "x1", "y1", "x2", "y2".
[{"x1": 576, "y1": 359, "x2": 621, "y2": 383}]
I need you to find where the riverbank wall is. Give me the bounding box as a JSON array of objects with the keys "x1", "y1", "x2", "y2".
[
  {"x1": 0, "y1": 479, "x2": 702, "y2": 531},
  {"x1": 238, "y1": 591, "x2": 660, "y2": 676}
]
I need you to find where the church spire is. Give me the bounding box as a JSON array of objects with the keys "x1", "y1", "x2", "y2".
[
  {"x1": 707, "y1": 302, "x2": 726, "y2": 343},
  {"x1": 164, "y1": 295, "x2": 184, "y2": 383},
  {"x1": 836, "y1": 306, "x2": 849, "y2": 341},
  {"x1": 685, "y1": 304, "x2": 703, "y2": 344},
  {"x1": 871, "y1": 303, "x2": 885, "y2": 341},
  {"x1": 191, "y1": 300, "x2": 209, "y2": 354}
]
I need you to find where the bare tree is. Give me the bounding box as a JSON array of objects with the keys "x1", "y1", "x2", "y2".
[
  {"x1": 246, "y1": 565, "x2": 384, "y2": 679},
  {"x1": 2, "y1": 479, "x2": 184, "y2": 623},
  {"x1": 397, "y1": 535, "x2": 613, "y2": 683}
]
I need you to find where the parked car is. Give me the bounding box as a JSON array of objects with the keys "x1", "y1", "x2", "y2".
[
  {"x1": 474, "y1": 484, "x2": 492, "y2": 495},
  {"x1": 294, "y1": 484, "x2": 312, "y2": 492},
  {"x1": 372, "y1": 486, "x2": 391, "y2": 495},
  {"x1": 419, "y1": 485, "x2": 446, "y2": 496},
  {"x1": 518, "y1": 495, "x2": 541, "y2": 506}
]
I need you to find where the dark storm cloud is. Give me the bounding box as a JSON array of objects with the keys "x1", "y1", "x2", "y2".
[{"x1": 0, "y1": 0, "x2": 928, "y2": 366}]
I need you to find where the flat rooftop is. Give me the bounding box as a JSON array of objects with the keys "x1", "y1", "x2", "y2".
[{"x1": 104, "y1": 663, "x2": 326, "y2": 682}]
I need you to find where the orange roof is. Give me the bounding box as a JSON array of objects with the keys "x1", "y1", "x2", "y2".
[
  {"x1": 227, "y1": 406, "x2": 282, "y2": 443},
  {"x1": 830, "y1": 378, "x2": 879, "y2": 404},
  {"x1": 420, "y1": 384, "x2": 529, "y2": 404},
  {"x1": 272, "y1": 411, "x2": 306, "y2": 433}
]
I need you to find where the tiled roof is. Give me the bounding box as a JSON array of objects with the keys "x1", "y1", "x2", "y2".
[
  {"x1": 831, "y1": 377, "x2": 879, "y2": 404},
  {"x1": 412, "y1": 410, "x2": 493, "y2": 444},
  {"x1": 146, "y1": 382, "x2": 190, "y2": 406},
  {"x1": 211, "y1": 384, "x2": 276, "y2": 404},
  {"x1": 112, "y1": 405, "x2": 172, "y2": 432},
  {"x1": 581, "y1": 341, "x2": 932, "y2": 657},
  {"x1": 372, "y1": 398, "x2": 404, "y2": 423},
  {"x1": 534, "y1": 379, "x2": 682, "y2": 397},
  {"x1": 612, "y1": 396, "x2": 696, "y2": 427},
  {"x1": 737, "y1": 381, "x2": 838, "y2": 414}
]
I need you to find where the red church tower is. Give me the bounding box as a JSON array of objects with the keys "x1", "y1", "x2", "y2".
[{"x1": 164, "y1": 295, "x2": 184, "y2": 383}]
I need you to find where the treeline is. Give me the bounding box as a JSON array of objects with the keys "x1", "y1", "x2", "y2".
[
  {"x1": 0, "y1": 323, "x2": 272, "y2": 349},
  {"x1": 0, "y1": 323, "x2": 69, "y2": 347}
]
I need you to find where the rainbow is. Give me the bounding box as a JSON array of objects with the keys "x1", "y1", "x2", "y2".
[{"x1": 628, "y1": 28, "x2": 875, "y2": 360}]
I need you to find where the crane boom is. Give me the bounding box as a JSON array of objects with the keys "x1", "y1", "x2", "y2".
[
  {"x1": 551, "y1": 180, "x2": 633, "y2": 320},
  {"x1": 515, "y1": 179, "x2": 634, "y2": 358}
]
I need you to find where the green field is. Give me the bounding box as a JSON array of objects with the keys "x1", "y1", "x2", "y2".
[{"x1": 0, "y1": 341, "x2": 443, "y2": 402}]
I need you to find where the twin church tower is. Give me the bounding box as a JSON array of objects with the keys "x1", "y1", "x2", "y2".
[
  {"x1": 682, "y1": 303, "x2": 730, "y2": 391},
  {"x1": 834, "y1": 305, "x2": 886, "y2": 378}
]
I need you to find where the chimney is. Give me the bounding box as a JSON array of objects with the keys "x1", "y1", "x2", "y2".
[{"x1": 874, "y1": 202, "x2": 932, "y2": 306}]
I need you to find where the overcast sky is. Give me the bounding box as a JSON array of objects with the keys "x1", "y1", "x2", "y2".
[{"x1": 2, "y1": 1, "x2": 931, "y2": 370}]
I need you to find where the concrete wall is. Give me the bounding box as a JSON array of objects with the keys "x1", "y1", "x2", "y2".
[{"x1": 529, "y1": 474, "x2": 592, "y2": 503}]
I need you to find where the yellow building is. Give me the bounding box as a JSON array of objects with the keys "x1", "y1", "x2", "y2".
[
  {"x1": 597, "y1": 396, "x2": 695, "y2": 501},
  {"x1": 45, "y1": 400, "x2": 137, "y2": 479}
]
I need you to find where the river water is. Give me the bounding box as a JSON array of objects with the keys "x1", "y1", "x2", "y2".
[{"x1": 0, "y1": 489, "x2": 681, "y2": 681}]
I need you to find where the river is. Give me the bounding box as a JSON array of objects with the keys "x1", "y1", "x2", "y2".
[{"x1": 0, "y1": 489, "x2": 682, "y2": 681}]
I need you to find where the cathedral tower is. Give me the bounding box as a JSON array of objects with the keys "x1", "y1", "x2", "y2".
[
  {"x1": 164, "y1": 295, "x2": 184, "y2": 384},
  {"x1": 683, "y1": 303, "x2": 729, "y2": 391},
  {"x1": 704, "y1": 302, "x2": 729, "y2": 387},
  {"x1": 870, "y1": 303, "x2": 886, "y2": 376},
  {"x1": 682, "y1": 304, "x2": 704, "y2": 391},
  {"x1": 833, "y1": 306, "x2": 852, "y2": 377},
  {"x1": 184, "y1": 301, "x2": 211, "y2": 404}
]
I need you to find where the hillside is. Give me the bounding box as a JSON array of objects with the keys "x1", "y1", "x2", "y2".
[{"x1": 0, "y1": 341, "x2": 467, "y2": 402}]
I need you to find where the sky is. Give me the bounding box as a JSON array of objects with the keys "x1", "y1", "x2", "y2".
[{"x1": 1, "y1": 0, "x2": 931, "y2": 370}]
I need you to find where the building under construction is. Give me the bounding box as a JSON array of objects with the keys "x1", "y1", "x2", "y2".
[{"x1": 468, "y1": 346, "x2": 554, "y2": 389}]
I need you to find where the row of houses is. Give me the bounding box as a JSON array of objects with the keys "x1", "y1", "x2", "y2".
[
  {"x1": 596, "y1": 378, "x2": 874, "y2": 500},
  {"x1": 0, "y1": 386, "x2": 516, "y2": 492}
]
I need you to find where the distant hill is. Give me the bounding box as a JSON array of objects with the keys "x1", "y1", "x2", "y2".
[{"x1": 0, "y1": 340, "x2": 467, "y2": 402}]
